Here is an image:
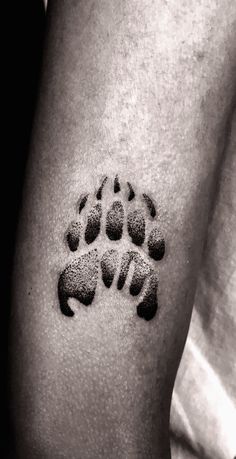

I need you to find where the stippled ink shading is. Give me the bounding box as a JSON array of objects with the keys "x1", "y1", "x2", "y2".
[
  {"x1": 114, "y1": 175, "x2": 121, "y2": 193},
  {"x1": 117, "y1": 251, "x2": 158, "y2": 320},
  {"x1": 127, "y1": 182, "x2": 135, "y2": 201},
  {"x1": 96, "y1": 177, "x2": 108, "y2": 200},
  {"x1": 58, "y1": 249, "x2": 99, "y2": 316},
  {"x1": 78, "y1": 194, "x2": 89, "y2": 214},
  {"x1": 101, "y1": 249, "x2": 118, "y2": 288},
  {"x1": 66, "y1": 221, "x2": 81, "y2": 252},
  {"x1": 85, "y1": 203, "x2": 102, "y2": 244},
  {"x1": 127, "y1": 210, "x2": 145, "y2": 246},
  {"x1": 58, "y1": 176, "x2": 166, "y2": 321},
  {"x1": 143, "y1": 193, "x2": 156, "y2": 218},
  {"x1": 148, "y1": 228, "x2": 165, "y2": 261},
  {"x1": 106, "y1": 201, "x2": 124, "y2": 240}
]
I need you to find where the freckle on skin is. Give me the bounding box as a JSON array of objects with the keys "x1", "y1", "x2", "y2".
[{"x1": 195, "y1": 50, "x2": 205, "y2": 61}]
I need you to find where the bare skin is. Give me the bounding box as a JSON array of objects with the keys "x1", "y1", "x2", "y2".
[{"x1": 10, "y1": 1, "x2": 236, "y2": 458}]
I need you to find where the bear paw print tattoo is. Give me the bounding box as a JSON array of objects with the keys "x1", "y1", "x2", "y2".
[{"x1": 58, "y1": 176, "x2": 165, "y2": 321}]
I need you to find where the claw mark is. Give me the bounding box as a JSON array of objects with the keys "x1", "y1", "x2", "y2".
[
  {"x1": 101, "y1": 249, "x2": 118, "y2": 288},
  {"x1": 114, "y1": 174, "x2": 121, "y2": 193},
  {"x1": 66, "y1": 221, "x2": 82, "y2": 252},
  {"x1": 127, "y1": 210, "x2": 145, "y2": 246},
  {"x1": 143, "y1": 194, "x2": 156, "y2": 218},
  {"x1": 85, "y1": 203, "x2": 102, "y2": 244},
  {"x1": 127, "y1": 182, "x2": 135, "y2": 201},
  {"x1": 117, "y1": 251, "x2": 158, "y2": 321},
  {"x1": 78, "y1": 194, "x2": 89, "y2": 214},
  {"x1": 148, "y1": 228, "x2": 165, "y2": 261},
  {"x1": 96, "y1": 177, "x2": 108, "y2": 200},
  {"x1": 106, "y1": 201, "x2": 124, "y2": 240},
  {"x1": 58, "y1": 249, "x2": 99, "y2": 316}
]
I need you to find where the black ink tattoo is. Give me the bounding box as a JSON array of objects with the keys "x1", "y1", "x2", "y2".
[
  {"x1": 77, "y1": 193, "x2": 89, "y2": 214},
  {"x1": 85, "y1": 203, "x2": 102, "y2": 245},
  {"x1": 114, "y1": 174, "x2": 121, "y2": 193},
  {"x1": 58, "y1": 249, "x2": 99, "y2": 317},
  {"x1": 127, "y1": 210, "x2": 145, "y2": 246},
  {"x1": 96, "y1": 176, "x2": 108, "y2": 200},
  {"x1": 148, "y1": 228, "x2": 165, "y2": 261},
  {"x1": 106, "y1": 201, "x2": 124, "y2": 240},
  {"x1": 66, "y1": 221, "x2": 81, "y2": 252},
  {"x1": 101, "y1": 249, "x2": 118, "y2": 288},
  {"x1": 143, "y1": 193, "x2": 156, "y2": 218},
  {"x1": 127, "y1": 182, "x2": 135, "y2": 201},
  {"x1": 58, "y1": 176, "x2": 165, "y2": 321}
]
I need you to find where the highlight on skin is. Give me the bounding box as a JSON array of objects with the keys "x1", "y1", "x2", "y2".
[{"x1": 58, "y1": 176, "x2": 165, "y2": 320}]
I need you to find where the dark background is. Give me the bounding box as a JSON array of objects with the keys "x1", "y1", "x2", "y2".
[{"x1": 2, "y1": 2, "x2": 46, "y2": 456}]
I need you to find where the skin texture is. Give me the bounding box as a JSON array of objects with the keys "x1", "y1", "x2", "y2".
[{"x1": 10, "y1": 1, "x2": 236, "y2": 458}]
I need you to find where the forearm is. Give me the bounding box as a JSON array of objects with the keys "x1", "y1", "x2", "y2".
[{"x1": 11, "y1": 1, "x2": 236, "y2": 458}]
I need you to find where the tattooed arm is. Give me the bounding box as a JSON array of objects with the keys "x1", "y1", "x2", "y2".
[{"x1": 11, "y1": 1, "x2": 236, "y2": 458}]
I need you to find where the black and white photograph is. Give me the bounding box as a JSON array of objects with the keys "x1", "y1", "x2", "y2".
[{"x1": 2, "y1": 1, "x2": 236, "y2": 458}]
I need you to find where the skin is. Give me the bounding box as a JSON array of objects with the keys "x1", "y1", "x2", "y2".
[{"x1": 10, "y1": 1, "x2": 236, "y2": 458}]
